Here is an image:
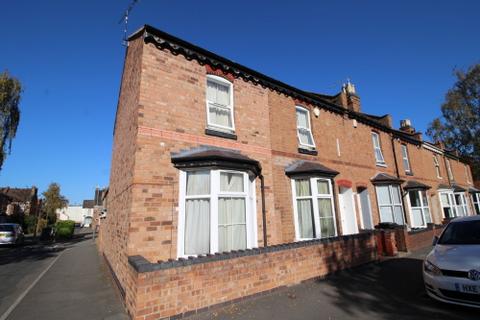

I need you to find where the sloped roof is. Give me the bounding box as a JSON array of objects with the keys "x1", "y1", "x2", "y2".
[
  {"x1": 371, "y1": 173, "x2": 404, "y2": 184},
  {"x1": 452, "y1": 184, "x2": 466, "y2": 192},
  {"x1": 82, "y1": 200, "x2": 95, "y2": 209},
  {"x1": 403, "y1": 180, "x2": 431, "y2": 190},
  {"x1": 437, "y1": 184, "x2": 451, "y2": 190},
  {"x1": 0, "y1": 187, "x2": 36, "y2": 202},
  {"x1": 468, "y1": 186, "x2": 480, "y2": 193},
  {"x1": 171, "y1": 146, "x2": 261, "y2": 176},
  {"x1": 285, "y1": 161, "x2": 339, "y2": 177}
]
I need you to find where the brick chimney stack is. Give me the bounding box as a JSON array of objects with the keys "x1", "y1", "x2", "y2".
[
  {"x1": 341, "y1": 81, "x2": 361, "y2": 113},
  {"x1": 399, "y1": 119, "x2": 415, "y2": 134}
]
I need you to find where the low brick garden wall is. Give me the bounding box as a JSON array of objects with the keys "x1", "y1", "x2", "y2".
[
  {"x1": 392, "y1": 223, "x2": 444, "y2": 253},
  {"x1": 125, "y1": 232, "x2": 378, "y2": 320}
]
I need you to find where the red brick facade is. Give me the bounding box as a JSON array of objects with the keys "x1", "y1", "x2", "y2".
[{"x1": 97, "y1": 25, "x2": 478, "y2": 319}]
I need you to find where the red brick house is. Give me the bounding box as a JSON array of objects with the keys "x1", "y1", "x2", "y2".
[{"x1": 97, "y1": 25, "x2": 478, "y2": 319}]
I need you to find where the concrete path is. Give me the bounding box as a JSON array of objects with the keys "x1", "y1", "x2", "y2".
[
  {"x1": 0, "y1": 231, "x2": 128, "y2": 320},
  {"x1": 186, "y1": 247, "x2": 479, "y2": 320}
]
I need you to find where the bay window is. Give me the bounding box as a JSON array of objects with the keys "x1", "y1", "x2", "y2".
[
  {"x1": 178, "y1": 169, "x2": 256, "y2": 257},
  {"x1": 375, "y1": 185, "x2": 404, "y2": 224},
  {"x1": 206, "y1": 75, "x2": 234, "y2": 132},
  {"x1": 454, "y1": 192, "x2": 468, "y2": 216},
  {"x1": 291, "y1": 177, "x2": 336, "y2": 240},
  {"x1": 439, "y1": 191, "x2": 456, "y2": 219},
  {"x1": 472, "y1": 193, "x2": 480, "y2": 215},
  {"x1": 296, "y1": 107, "x2": 315, "y2": 149},
  {"x1": 408, "y1": 190, "x2": 432, "y2": 228}
]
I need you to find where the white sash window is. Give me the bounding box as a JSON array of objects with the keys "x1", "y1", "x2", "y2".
[
  {"x1": 408, "y1": 190, "x2": 432, "y2": 228},
  {"x1": 371, "y1": 132, "x2": 385, "y2": 165},
  {"x1": 206, "y1": 75, "x2": 234, "y2": 132},
  {"x1": 375, "y1": 185, "x2": 404, "y2": 224},
  {"x1": 296, "y1": 107, "x2": 315, "y2": 149}
]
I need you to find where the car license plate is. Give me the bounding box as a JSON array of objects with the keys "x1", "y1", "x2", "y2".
[{"x1": 456, "y1": 283, "x2": 480, "y2": 294}]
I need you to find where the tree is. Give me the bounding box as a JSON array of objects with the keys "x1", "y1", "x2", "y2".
[
  {"x1": 0, "y1": 71, "x2": 22, "y2": 170},
  {"x1": 427, "y1": 64, "x2": 480, "y2": 180},
  {"x1": 42, "y1": 183, "x2": 68, "y2": 224}
]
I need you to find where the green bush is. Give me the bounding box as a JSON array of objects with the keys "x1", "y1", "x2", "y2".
[
  {"x1": 23, "y1": 215, "x2": 38, "y2": 234},
  {"x1": 55, "y1": 220, "x2": 75, "y2": 239}
]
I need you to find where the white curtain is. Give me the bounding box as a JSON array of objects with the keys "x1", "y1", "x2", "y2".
[
  {"x1": 218, "y1": 197, "x2": 246, "y2": 252},
  {"x1": 296, "y1": 109, "x2": 309, "y2": 128},
  {"x1": 220, "y1": 172, "x2": 243, "y2": 192},
  {"x1": 298, "y1": 129, "x2": 313, "y2": 146},
  {"x1": 317, "y1": 180, "x2": 329, "y2": 194},
  {"x1": 393, "y1": 206, "x2": 404, "y2": 224},
  {"x1": 380, "y1": 206, "x2": 393, "y2": 223},
  {"x1": 185, "y1": 199, "x2": 210, "y2": 255},
  {"x1": 376, "y1": 186, "x2": 390, "y2": 205},
  {"x1": 207, "y1": 80, "x2": 230, "y2": 106},
  {"x1": 209, "y1": 105, "x2": 232, "y2": 128},
  {"x1": 424, "y1": 208, "x2": 432, "y2": 224},
  {"x1": 411, "y1": 208, "x2": 424, "y2": 227},
  {"x1": 186, "y1": 171, "x2": 210, "y2": 195},
  {"x1": 297, "y1": 199, "x2": 314, "y2": 238},
  {"x1": 318, "y1": 198, "x2": 335, "y2": 237},
  {"x1": 295, "y1": 179, "x2": 311, "y2": 197}
]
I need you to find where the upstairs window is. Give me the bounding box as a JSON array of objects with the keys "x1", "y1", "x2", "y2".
[
  {"x1": 296, "y1": 106, "x2": 315, "y2": 149},
  {"x1": 433, "y1": 156, "x2": 442, "y2": 178},
  {"x1": 446, "y1": 159, "x2": 454, "y2": 181},
  {"x1": 371, "y1": 132, "x2": 385, "y2": 165},
  {"x1": 401, "y1": 144, "x2": 411, "y2": 174},
  {"x1": 291, "y1": 177, "x2": 336, "y2": 240},
  {"x1": 465, "y1": 165, "x2": 472, "y2": 183},
  {"x1": 206, "y1": 75, "x2": 234, "y2": 132}
]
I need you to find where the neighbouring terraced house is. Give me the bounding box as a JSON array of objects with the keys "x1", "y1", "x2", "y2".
[{"x1": 97, "y1": 25, "x2": 479, "y2": 320}]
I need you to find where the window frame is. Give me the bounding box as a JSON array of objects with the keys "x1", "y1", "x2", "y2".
[
  {"x1": 205, "y1": 75, "x2": 235, "y2": 132},
  {"x1": 454, "y1": 192, "x2": 469, "y2": 217},
  {"x1": 375, "y1": 185, "x2": 405, "y2": 224},
  {"x1": 472, "y1": 193, "x2": 480, "y2": 215},
  {"x1": 446, "y1": 159, "x2": 454, "y2": 181},
  {"x1": 371, "y1": 132, "x2": 386, "y2": 166},
  {"x1": 295, "y1": 106, "x2": 316, "y2": 149},
  {"x1": 439, "y1": 190, "x2": 457, "y2": 219},
  {"x1": 291, "y1": 177, "x2": 337, "y2": 241},
  {"x1": 407, "y1": 189, "x2": 432, "y2": 228},
  {"x1": 401, "y1": 144, "x2": 412, "y2": 174},
  {"x1": 177, "y1": 169, "x2": 257, "y2": 258},
  {"x1": 433, "y1": 155, "x2": 442, "y2": 179}
]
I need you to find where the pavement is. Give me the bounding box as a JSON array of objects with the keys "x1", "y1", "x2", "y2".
[
  {"x1": 186, "y1": 246, "x2": 479, "y2": 320},
  {"x1": 1, "y1": 234, "x2": 479, "y2": 320},
  {"x1": 0, "y1": 229, "x2": 128, "y2": 320}
]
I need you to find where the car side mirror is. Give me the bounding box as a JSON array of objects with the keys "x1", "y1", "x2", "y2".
[{"x1": 432, "y1": 235, "x2": 439, "y2": 246}]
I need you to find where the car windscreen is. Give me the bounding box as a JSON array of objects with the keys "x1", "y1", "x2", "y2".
[
  {"x1": 438, "y1": 220, "x2": 480, "y2": 245},
  {"x1": 0, "y1": 225, "x2": 14, "y2": 232}
]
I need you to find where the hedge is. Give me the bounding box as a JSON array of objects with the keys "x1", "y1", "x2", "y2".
[{"x1": 55, "y1": 220, "x2": 75, "y2": 239}]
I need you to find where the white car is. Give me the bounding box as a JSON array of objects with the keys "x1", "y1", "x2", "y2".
[{"x1": 423, "y1": 215, "x2": 480, "y2": 308}]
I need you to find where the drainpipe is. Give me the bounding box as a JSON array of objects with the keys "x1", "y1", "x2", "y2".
[
  {"x1": 442, "y1": 155, "x2": 452, "y2": 186},
  {"x1": 259, "y1": 174, "x2": 268, "y2": 247},
  {"x1": 390, "y1": 135, "x2": 408, "y2": 225}
]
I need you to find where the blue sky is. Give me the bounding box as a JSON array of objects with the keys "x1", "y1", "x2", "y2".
[{"x1": 1, "y1": 0, "x2": 479, "y2": 203}]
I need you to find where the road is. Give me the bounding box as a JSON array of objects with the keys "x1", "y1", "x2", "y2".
[
  {"x1": 0, "y1": 231, "x2": 127, "y2": 320},
  {"x1": 187, "y1": 247, "x2": 479, "y2": 320}
]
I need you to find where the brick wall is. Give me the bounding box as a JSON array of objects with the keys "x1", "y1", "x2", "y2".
[{"x1": 126, "y1": 232, "x2": 377, "y2": 320}]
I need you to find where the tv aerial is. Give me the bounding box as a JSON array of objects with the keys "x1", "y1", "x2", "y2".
[{"x1": 118, "y1": 0, "x2": 140, "y2": 47}]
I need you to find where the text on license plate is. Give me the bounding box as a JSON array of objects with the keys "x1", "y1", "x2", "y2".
[{"x1": 456, "y1": 283, "x2": 480, "y2": 294}]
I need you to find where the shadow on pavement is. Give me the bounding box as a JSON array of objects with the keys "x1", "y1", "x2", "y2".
[{"x1": 322, "y1": 257, "x2": 478, "y2": 320}]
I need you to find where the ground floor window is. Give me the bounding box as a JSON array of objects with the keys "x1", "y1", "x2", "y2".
[
  {"x1": 178, "y1": 169, "x2": 256, "y2": 257},
  {"x1": 472, "y1": 193, "x2": 480, "y2": 215},
  {"x1": 408, "y1": 190, "x2": 432, "y2": 227},
  {"x1": 291, "y1": 177, "x2": 337, "y2": 240},
  {"x1": 375, "y1": 185, "x2": 404, "y2": 225},
  {"x1": 454, "y1": 192, "x2": 469, "y2": 216},
  {"x1": 439, "y1": 191, "x2": 456, "y2": 218}
]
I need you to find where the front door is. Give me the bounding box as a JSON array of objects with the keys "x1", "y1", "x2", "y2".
[
  {"x1": 339, "y1": 187, "x2": 359, "y2": 235},
  {"x1": 359, "y1": 188, "x2": 374, "y2": 230}
]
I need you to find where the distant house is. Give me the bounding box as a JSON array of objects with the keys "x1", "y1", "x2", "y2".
[
  {"x1": 0, "y1": 186, "x2": 39, "y2": 217},
  {"x1": 57, "y1": 200, "x2": 94, "y2": 226}
]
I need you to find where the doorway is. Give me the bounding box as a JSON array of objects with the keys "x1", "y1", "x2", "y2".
[
  {"x1": 338, "y1": 187, "x2": 359, "y2": 235},
  {"x1": 358, "y1": 188, "x2": 374, "y2": 230}
]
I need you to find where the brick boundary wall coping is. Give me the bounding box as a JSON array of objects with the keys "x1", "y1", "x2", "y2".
[{"x1": 128, "y1": 231, "x2": 376, "y2": 273}]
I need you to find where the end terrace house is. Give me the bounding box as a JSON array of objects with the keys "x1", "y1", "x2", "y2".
[{"x1": 98, "y1": 25, "x2": 478, "y2": 319}]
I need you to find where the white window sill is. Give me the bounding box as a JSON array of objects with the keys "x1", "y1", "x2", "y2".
[{"x1": 376, "y1": 162, "x2": 387, "y2": 168}]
